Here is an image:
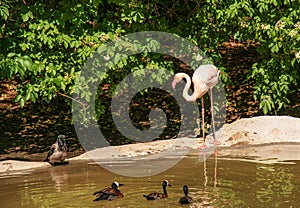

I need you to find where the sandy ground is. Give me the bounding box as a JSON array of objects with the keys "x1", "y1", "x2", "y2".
[{"x1": 1, "y1": 115, "x2": 300, "y2": 173}]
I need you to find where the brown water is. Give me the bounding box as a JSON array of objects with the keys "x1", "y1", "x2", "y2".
[{"x1": 0, "y1": 153, "x2": 299, "y2": 208}]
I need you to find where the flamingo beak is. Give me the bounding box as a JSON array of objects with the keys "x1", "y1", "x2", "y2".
[{"x1": 171, "y1": 80, "x2": 177, "y2": 89}]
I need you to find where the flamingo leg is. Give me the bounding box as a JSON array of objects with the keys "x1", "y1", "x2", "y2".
[
  {"x1": 199, "y1": 97, "x2": 207, "y2": 149},
  {"x1": 210, "y1": 88, "x2": 220, "y2": 145}
]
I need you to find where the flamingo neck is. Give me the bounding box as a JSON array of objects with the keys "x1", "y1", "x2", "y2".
[{"x1": 181, "y1": 73, "x2": 197, "y2": 102}]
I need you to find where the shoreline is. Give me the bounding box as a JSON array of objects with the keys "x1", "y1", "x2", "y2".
[{"x1": 1, "y1": 115, "x2": 299, "y2": 173}]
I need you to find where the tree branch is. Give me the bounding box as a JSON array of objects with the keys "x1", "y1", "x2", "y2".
[{"x1": 57, "y1": 92, "x2": 87, "y2": 119}]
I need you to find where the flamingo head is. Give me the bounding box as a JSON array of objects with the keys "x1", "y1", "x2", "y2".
[{"x1": 172, "y1": 73, "x2": 185, "y2": 89}]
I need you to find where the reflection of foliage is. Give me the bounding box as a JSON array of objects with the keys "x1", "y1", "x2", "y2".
[
  {"x1": 210, "y1": 160, "x2": 298, "y2": 207},
  {"x1": 256, "y1": 164, "x2": 295, "y2": 204}
]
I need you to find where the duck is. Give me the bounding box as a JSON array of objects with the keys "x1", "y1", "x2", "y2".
[
  {"x1": 179, "y1": 185, "x2": 193, "y2": 204},
  {"x1": 44, "y1": 135, "x2": 68, "y2": 166},
  {"x1": 93, "y1": 181, "x2": 124, "y2": 201},
  {"x1": 143, "y1": 180, "x2": 171, "y2": 200}
]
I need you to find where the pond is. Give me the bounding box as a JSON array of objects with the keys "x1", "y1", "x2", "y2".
[{"x1": 0, "y1": 151, "x2": 299, "y2": 208}]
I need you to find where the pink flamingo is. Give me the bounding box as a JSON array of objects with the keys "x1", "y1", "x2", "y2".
[{"x1": 172, "y1": 64, "x2": 221, "y2": 148}]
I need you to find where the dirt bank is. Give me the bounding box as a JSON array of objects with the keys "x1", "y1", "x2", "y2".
[{"x1": 1, "y1": 116, "x2": 299, "y2": 174}]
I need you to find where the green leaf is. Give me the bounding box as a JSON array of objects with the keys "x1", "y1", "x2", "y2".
[
  {"x1": 0, "y1": 5, "x2": 9, "y2": 20},
  {"x1": 15, "y1": 94, "x2": 22, "y2": 102},
  {"x1": 7, "y1": 53, "x2": 16, "y2": 58},
  {"x1": 30, "y1": 92, "x2": 37, "y2": 103},
  {"x1": 20, "y1": 98, "x2": 25, "y2": 108},
  {"x1": 21, "y1": 11, "x2": 33, "y2": 22},
  {"x1": 61, "y1": 82, "x2": 66, "y2": 91},
  {"x1": 25, "y1": 91, "x2": 31, "y2": 101},
  {"x1": 271, "y1": 44, "x2": 279, "y2": 53}
]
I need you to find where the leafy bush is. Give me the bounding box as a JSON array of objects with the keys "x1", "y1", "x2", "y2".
[{"x1": 1, "y1": 0, "x2": 299, "y2": 117}]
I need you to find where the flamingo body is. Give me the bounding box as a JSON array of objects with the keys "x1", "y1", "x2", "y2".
[{"x1": 172, "y1": 64, "x2": 220, "y2": 147}]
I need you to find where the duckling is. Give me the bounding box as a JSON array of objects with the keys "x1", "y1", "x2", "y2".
[
  {"x1": 143, "y1": 180, "x2": 171, "y2": 200},
  {"x1": 179, "y1": 185, "x2": 193, "y2": 204},
  {"x1": 44, "y1": 135, "x2": 68, "y2": 166},
  {"x1": 93, "y1": 181, "x2": 124, "y2": 201}
]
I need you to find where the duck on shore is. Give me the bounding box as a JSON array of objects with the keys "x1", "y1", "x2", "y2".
[{"x1": 44, "y1": 135, "x2": 68, "y2": 166}]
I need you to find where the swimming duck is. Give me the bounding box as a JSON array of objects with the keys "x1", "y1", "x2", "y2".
[
  {"x1": 93, "y1": 181, "x2": 124, "y2": 201},
  {"x1": 44, "y1": 135, "x2": 68, "y2": 166},
  {"x1": 143, "y1": 180, "x2": 171, "y2": 200},
  {"x1": 179, "y1": 185, "x2": 193, "y2": 204}
]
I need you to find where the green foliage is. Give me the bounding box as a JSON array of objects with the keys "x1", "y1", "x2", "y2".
[
  {"x1": 1, "y1": 0, "x2": 299, "y2": 117},
  {"x1": 216, "y1": 0, "x2": 300, "y2": 114},
  {"x1": 187, "y1": 0, "x2": 300, "y2": 114},
  {"x1": 0, "y1": 1, "x2": 9, "y2": 21}
]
